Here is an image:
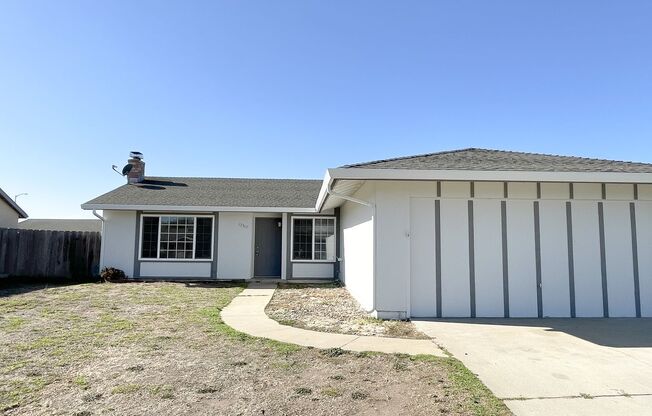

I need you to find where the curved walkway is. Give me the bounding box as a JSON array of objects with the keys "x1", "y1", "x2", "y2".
[{"x1": 221, "y1": 282, "x2": 445, "y2": 357}]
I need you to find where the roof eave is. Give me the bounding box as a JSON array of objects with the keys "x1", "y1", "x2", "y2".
[
  {"x1": 80, "y1": 203, "x2": 317, "y2": 213},
  {"x1": 328, "y1": 168, "x2": 652, "y2": 183}
]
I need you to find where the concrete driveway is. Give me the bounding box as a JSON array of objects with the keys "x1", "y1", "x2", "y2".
[{"x1": 414, "y1": 319, "x2": 652, "y2": 416}]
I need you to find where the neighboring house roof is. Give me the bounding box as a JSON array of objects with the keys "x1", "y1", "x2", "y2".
[
  {"x1": 82, "y1": 177, "x2": 323, "y2": 211},
  {"x1": 16, "y1": 219, "x2": 102, "y2": 232},
  {"x1": 342, "y1": 148, "x2": 652, "y2": 173},
  {"x1": 0, "y1": 187, "x2": 28, "y2": 218}
]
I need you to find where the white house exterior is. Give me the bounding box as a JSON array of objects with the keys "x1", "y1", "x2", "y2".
[
  {"x1": 0, "y1": 187, "x2": 28, "y2": 228},
  {"x1": 83, "y1": 149, "x2": 652, "y2": 319}
]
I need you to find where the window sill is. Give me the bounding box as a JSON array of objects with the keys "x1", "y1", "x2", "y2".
[
  {"x1": 138, "y1": 258, "x2": 213, "y2": 262},
  {"x1": 291, "y1": 260, "x2": 337, "y2": 264}
]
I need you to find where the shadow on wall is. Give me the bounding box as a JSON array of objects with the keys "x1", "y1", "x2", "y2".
[{"x1": 415, "y1": 318, "x2": 652, "y2": 348}]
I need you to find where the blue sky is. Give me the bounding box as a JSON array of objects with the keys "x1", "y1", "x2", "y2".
[{"x1": 1, "y1": 1, "x2": 651, "y2": 218}]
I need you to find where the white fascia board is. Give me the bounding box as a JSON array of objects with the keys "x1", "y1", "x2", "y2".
[
  {"x1": 80, "y1": 204, "x2": 317, "y2": 213},
  {"x1": 327, "y1": 168, "x2": 652, "y2": 184},
  {"x1": 314, "y1": 170, "x2": 334, "y2": 212}
]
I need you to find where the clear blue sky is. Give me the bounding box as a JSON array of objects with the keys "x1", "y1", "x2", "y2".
[{"x1": 1, "y1": 1, "x2": 651, "y2": 218}]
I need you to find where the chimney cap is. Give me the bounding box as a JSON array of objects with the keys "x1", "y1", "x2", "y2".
[{"x1": 129, "y1": 151, "x2": 143, "y2": 160}]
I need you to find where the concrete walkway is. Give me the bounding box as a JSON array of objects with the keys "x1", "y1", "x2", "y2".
[{"x1": 221, "y1": 282, "x2": 444, "y2": 356}]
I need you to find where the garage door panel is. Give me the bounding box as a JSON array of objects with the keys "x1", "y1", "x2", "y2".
[
  {"x1": 440, "y1": 200, "x2": 471, "y2": 317},
  {"x1": 636, "y1": 202, "x2": 652, "y2": 317},
  {"x1": 603, "y1": 202, "x2": 636, "y2": 317},
  {"x1": 539, "y1": 200, "x2": 571, "y2": 317},
  {"x1": 506, "y1": 200, "x2": 538, "y2": 317},
  {"x1": 473, "y1": 200, "x2": 504, "y2": 317},
  {"x1": 571, "y1": 201, "x2": 604, "y2": 317},
  {"x1": 409, "y1": 198, "x2": 437, "y2": 317}
]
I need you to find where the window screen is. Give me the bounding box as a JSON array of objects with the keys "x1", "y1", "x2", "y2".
[
  {"x1": 292, "y1": 217, "x2": 336, "y2": 261},
  {"x1": 141, "y1": 216, "x2": 159, "y2": 258},
  {"x1": 292, "y1": 218, "x2": 313, "y2": 260},
  {"x1": 195, "y1": 217, "x2": 213, "y2": 259}
]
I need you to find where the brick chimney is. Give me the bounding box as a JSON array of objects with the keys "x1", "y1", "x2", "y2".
[{"x1": 127, "y1": 151, "x2": 145, "y2": 184}]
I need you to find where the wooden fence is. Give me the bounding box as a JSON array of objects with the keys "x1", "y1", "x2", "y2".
[{"x1": 0, "y1": 228, "x2": 101, "y2": 278}]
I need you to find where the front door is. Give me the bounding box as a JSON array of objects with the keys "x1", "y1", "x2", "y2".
[{"x1": 254, "y1": 218, "x2": 282, "y2": 277}]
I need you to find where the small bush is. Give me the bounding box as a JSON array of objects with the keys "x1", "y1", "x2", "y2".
[{"x1": 100, "y1": 267, "x2": 126, "y2": 282}]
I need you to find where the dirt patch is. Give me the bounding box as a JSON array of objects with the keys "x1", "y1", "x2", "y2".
[
  {"x1": 266, "y1": 283, "x2": 429, "y2": 339},
  {"x1": 0, "y1": 281, "x2": 510, "y2": 415}
]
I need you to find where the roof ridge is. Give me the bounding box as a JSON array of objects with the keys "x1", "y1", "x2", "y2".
[
  {"x1": 341, "y1": 148, "x2": 652, "y2": 168},
  {"x1": 144, "y1": 176, "x2": 322, "y2": 182},
  {"x1": 340, "y1": 148, "x2": 478, "y2": 168}
]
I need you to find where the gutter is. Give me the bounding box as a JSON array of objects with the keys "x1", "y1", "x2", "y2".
[{"x1": 326, "y1": 181, "x2": 377, "y2": 316}]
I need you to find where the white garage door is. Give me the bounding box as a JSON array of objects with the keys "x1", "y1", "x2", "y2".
[{"x1": 409, "y1": 192, "x2": 647, "y2": 318}]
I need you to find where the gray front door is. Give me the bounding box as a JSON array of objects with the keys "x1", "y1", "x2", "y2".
[{"x1": 254, "y1": 218, "x2": 282, "y2": 277}]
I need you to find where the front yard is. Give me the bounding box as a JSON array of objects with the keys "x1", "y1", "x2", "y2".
[{"x1": 0, "y1": 282, "x2": 509, "y2": 415}]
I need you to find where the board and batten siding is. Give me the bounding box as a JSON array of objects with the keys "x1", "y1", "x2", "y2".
[{"x1": 364, "y1": 180, "x2": 652, "y2": 318}]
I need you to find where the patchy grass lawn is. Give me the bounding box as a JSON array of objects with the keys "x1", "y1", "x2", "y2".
[
  {"x1": 266, "y1": 283, "x2": 429, "y2": 339},
  {"x1": 0, "y1": 281, "x2": 510, "y2": 415}
]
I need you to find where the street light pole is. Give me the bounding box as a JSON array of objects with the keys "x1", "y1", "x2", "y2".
[{"x1": 14, "y1": 193, "x2": 28, "y2": 203}]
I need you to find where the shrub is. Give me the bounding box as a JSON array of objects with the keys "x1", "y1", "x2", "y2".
[{"x1": 100, "y1": 267, "x2": 126, "y2": 282}]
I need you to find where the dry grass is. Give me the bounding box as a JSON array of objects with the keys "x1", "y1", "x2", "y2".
[
  {"x1": 266, "y1": 283, "x2": 429, "y2": 339},
  {"x1": 0, "y1": 281, "x2": 510, "y2": 415}
]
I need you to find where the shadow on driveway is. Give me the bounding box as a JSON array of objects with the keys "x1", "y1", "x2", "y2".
[{"x1": 415, "y1": 318, "x2": 652, "y2": 348}]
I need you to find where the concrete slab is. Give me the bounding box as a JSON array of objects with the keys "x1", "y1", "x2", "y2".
[
  {"x1": 414, "y1": 318, "x2": 652, "y2": 415},
  {"x1": 221, "y1": 282, "x2": 446, "y2": 357}
]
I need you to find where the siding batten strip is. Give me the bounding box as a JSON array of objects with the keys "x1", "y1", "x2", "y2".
[
  {"x1": 534, "y1": 201, "x2": 543, "y2": 318},
  {"x1": 133, "y1": 211, "x2": 142, "y2": 278},
  {"x1": 566, "y1": 202, "x2": 576, "y2": 317},
  {"x1": 630, "y1": 202, "x2": 641, "y2": 318},
  {"x1": 211, "y1": 212, "x2": 219, "y2": 279},
  {"x1": 468, "y1": 200, "x2": 476, "y2": 318},
  {"x1": 435, "y1": 200, "x2": 442, "y2": 318},
  {"x1": 598, "y1": 202, "x2": 609, "y2": 317},
  {"x1": 501, "y1": 201, "x2": 510, "y2": 317}
]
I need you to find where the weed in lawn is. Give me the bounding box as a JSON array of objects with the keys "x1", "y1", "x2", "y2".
[
  {"x1": 81, "y1": 392, "x2": 103, "y2": 402},
  {"x1": 321, "y1": 347, "x2": 346, "y2": 357},
  {"x1": 393, "y1": 359, "x2": 409, "y2": 371},
  {"x1": 149, "y1": 385, "x2": 175, "y2": 399},
  {"x1": 294, "y1": 387, "x2": 312, "y2": 395},
  {"x1": 197, "y1": 386, "x2": 222, "y2": 394},
  {"x1": 321, "y1": 387, "x2": 341, "y2": 397},
  {"x1": 127, "y1": 364, "x2": 145, "y2": 372},
  {"x1": 231, "y1": 360, "x2": 248, "y2": 367},
  {"x1": 329, "y1": 374, "x2": 345, "y2": 380},
  {"x1": 72, "y1": 376, "x2": 90, "y2": 390},
  {"x1": 111, "y1": 384, "x2": 141, "y2": 394},
  {"x1": 1, "y1": 316, "x2": 26, "y2": 331},
  {"x1": 351, "y1": 390, "x2": 369, "y2": 400}
]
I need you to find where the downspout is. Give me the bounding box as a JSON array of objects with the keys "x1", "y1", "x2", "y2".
[
  {"x1": 326, "y1": 182, "x2": 377, "y2": 316},
  {"x1": 92, "y1": 210, "x2": 106, "y2": 273},
  {"x1": 92, "y1": 210, "x2": 105, "y2": 222}
]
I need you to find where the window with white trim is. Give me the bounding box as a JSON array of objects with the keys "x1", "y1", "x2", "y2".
[
  {"x1": 291, "y1": 217, "x2": 336, "y2": 261},
  {"x1": 140, "y1": 215, "x2": 213, "y2": 260}
]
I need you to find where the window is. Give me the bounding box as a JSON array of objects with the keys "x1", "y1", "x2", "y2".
[
  {"x1": 140, "y1": 215, "x2": 213, "y2": 260},
  {"x1": 292, "y1": 217, "x2": 336, "y2": 261}
]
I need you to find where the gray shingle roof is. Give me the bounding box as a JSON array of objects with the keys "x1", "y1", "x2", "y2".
[
  {"x1": 83, "y1": 177, "x2": 322, "y2": 209},
  {"x1": 17, "y1": 219, "x2": 102, "y2": 232},
  {"x1": 342, "y1": 148, "x2": 652, "y2": 173},
  {"x1": 0, "y1": 187, "x2": 28, "y2": 218}
]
